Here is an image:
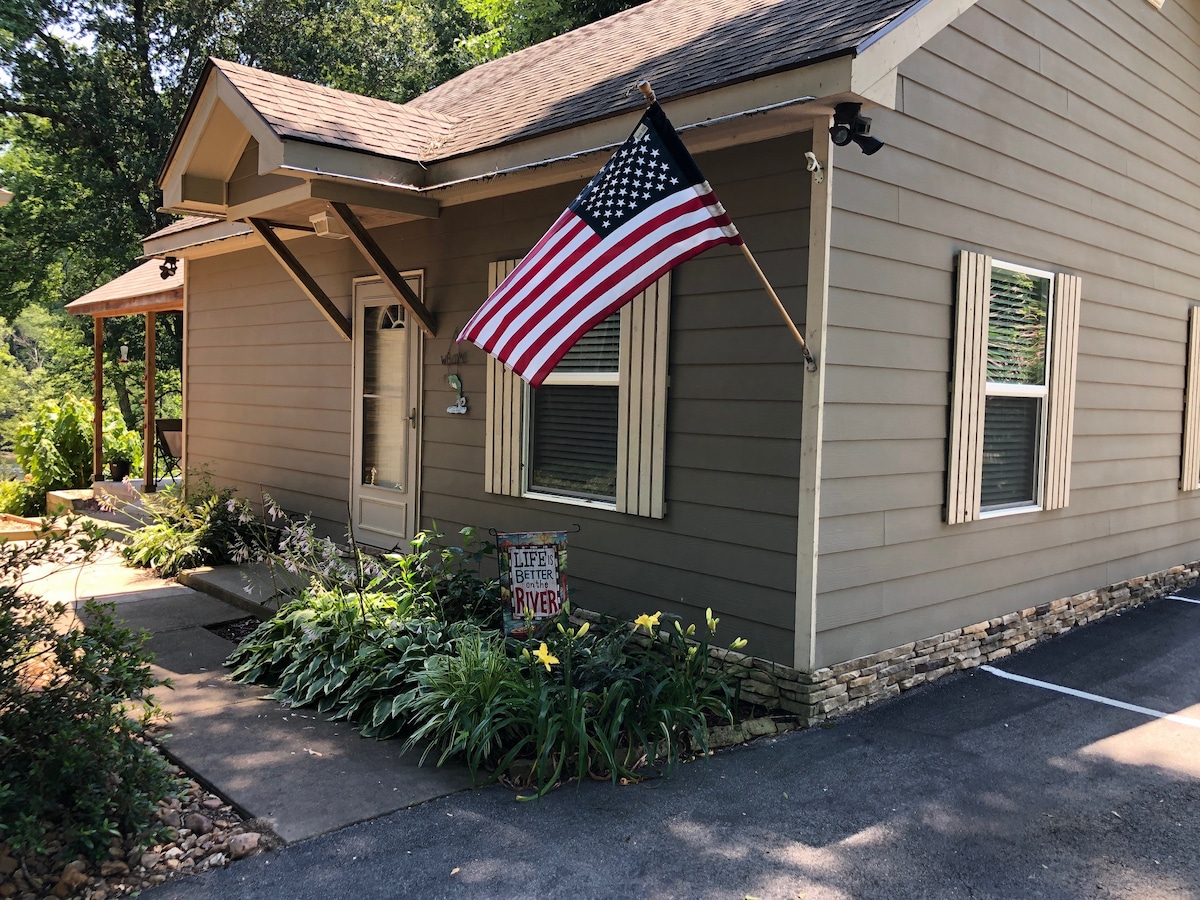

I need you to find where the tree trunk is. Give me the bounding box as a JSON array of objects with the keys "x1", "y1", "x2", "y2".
[{"x1": 112, "y1": 366, "x2": 138, "y2": 431}]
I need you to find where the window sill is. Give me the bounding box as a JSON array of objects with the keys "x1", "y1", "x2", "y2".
[
  {"x1": 979, "y1": 504, "x2": 1042, "y2": 520},
  {"x1": 522, "y1": 490, "x2": 617, "y2": 513}
]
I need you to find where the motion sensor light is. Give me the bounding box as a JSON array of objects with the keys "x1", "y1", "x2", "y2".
[{"x1": 830, "y1": 103, "x2": 886, "y2": 155}]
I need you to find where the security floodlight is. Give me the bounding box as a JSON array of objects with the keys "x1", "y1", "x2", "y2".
[{"x1": 830, "y1": 102, "x2": 886, "y2": 155}]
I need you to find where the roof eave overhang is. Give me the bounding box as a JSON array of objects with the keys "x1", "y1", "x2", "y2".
[
  {"x1": 150, "y1": 0, "x2": 977, "y2": 255},
  {"x1": 66, "y1": 288, "x2": 185, "y2": 319}
]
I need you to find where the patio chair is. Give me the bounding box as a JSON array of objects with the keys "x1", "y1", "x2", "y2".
[{"x1": 155, "y1": 418, "x2": 183, "y2": 481}]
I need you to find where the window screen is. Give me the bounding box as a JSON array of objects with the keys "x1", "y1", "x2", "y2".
[{"x1": 529, "y1": 311, "x2": 621, "y2": 500}]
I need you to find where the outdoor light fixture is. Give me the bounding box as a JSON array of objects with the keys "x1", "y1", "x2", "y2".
[
  {"x1": 830, "y1": 103, "x2": 885, "y2": 155},
  {"x1": 309, "y1": 210, "x2": 350, "y2": 239},
  {"x1": 159, "y1": 256, "x2": 178, "y2": 279}
]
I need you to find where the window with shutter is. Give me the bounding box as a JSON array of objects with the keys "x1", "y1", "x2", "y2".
[
  {"x1": 947, "y1": 252, "x2": 1081, "y2": 523},
  {"x1": 484, "y1": 261, "x2": 670, "y2": 518}
]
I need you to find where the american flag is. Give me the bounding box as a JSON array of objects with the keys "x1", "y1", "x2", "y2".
[{"x1": 458, "y1": 102, "x2": 744, "y2": 387}]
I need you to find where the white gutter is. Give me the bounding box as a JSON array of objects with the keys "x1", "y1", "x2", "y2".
[{"x1": 274, "y1": 94, "x2": 819, "y2": 197}]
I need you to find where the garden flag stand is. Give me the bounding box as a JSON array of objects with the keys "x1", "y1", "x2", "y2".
[{"x1": 459, "y1": 81, "x2": 817, "y2": 384}]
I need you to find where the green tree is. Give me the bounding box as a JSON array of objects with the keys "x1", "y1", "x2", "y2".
[{"x1": 456, "y1": 0, "x2": 646, "y2": 65}]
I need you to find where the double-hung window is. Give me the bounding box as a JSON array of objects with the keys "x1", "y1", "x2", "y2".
[
  {"x1": 946, "y1": 251, "x2": 1081, "y2": 524},
  {"x1": 484, "y1": 259, "x2": 670, "y2": 518},
  {"x1": 528, "y1": 313, "x2": 622, "y2": 501}
]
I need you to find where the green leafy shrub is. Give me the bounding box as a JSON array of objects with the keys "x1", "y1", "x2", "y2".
[
  {"x1": 226, "y1": 586, "x2": 479, "y2": 739},
  {"x1": 0, "y1": 478, "x2": 41, "y2": 516},
  {"x1": 11, "y1": 395, "x2": 142, "y2": 500},
  {"x1": 12, "y1": 395, "x2": 93, "y2": 493},
  {"x1": 103, "y1": 412, "x2": 143, "y2": 468},
  {"x1": 225, "y1": 510, "x2": 741, "y2": 799},
  {"x1": 120, "y1": 485, "x2": 262, "y2": 577},
  {"x1": 0, "y1": 525, "x2": 177, "y2": 860},
  {"x1": 402, "y1": 609, "x2": 743, "y2": 798},
  {"x1": 384, "y1": 526, "x2": 503, "y2": 627}
]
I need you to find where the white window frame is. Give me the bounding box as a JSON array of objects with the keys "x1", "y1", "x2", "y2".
[
  {"x1": 979, "y1": 260, "x2": 1055, "y2": 519},
  {"x1": 946, "y1": 250, "x2": 1081, "y2": 525},
  {"x1": 522, "y1": 311, "x2": 624, "y2": 510}
]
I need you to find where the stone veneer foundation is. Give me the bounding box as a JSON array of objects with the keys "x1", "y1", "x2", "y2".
[
  {"x1": 723, "y1": 562, "x2": 1199, "y2": 724},
  {"x1": 578, "y1": 561, "x2": 1198, "y2": 727}
]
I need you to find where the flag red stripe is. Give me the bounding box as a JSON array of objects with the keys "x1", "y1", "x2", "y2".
[
  {"x1": 527, "y1": 234, "x2": 735, "y2": 386},
  {"x1": 516, "y1": 220, "x2": 736, "y2": 384},
  {"x1": 489, "y1": 189, "x2": 721, "y2": 361},
  {"x1": 459, "y1": 210, "x2": 586, "y2": 344},
  {"x1": 470, "y1": 185, "x2": 732, "y2": 357}
]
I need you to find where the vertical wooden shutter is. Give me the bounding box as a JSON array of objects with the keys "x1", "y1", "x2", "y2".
[
  {"x1": 946, "y1": 251, "x2": 990, "y2": 524},
  {"x1": 1181, "y1": 307, "x2": 1200, "y2": 491},
  {"x1": 483, "y1": 262, "x2": 670, "y2": 515},
  {"x1": 1043, "y1": 272, "x2": 1081, "y2": 510},
  {"x1": 484, "y1": 259, "x2": 525, "y2": 496},
  {"x1": 617, "y1": 274, "x2": 671, "y2": 518}
]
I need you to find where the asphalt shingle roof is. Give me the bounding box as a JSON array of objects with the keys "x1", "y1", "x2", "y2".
[
  {"x1": 153, "y1": 0, "x2": 919, "y2": 242},
  {"x1": 214, "y1": 0, "x2": 919, "y2": 165}
]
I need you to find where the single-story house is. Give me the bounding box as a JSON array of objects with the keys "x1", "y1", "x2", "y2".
[
  {"x1": 143, "y1": 0, "x2": 1200, "y2": 713},
  {"x1": 0, "y1": 187, "x2": 13, "y2": 207}
]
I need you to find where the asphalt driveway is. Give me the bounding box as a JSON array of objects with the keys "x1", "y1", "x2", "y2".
[{"x1": 146, "y1": 593, "x2": 1200, "y2": 900}]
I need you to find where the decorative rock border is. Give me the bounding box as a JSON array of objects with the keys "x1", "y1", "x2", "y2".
[{"x1": 704, "y1": 561, "x2": 1199, "y2": 725}]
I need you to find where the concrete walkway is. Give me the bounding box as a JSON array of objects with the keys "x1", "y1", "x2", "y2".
[
  {"x1": 34, "y1": 550, "x2": 471, "y2": 844},
  {"x1": 145, "y1": 592, "x2": 1200, "y2": 900}
]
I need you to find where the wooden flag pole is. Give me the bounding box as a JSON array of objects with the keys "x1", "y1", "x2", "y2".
[
  {"x1": 636, "y1": 80, "x2": 818, "y2": 373},
  {"x1": 739, "y1": 244, "x2": 818, "y2": 372}
]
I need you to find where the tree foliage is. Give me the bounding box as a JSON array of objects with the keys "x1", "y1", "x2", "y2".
[{"x1": 0, "y1": 0, "x2": 646, "y2": 429}]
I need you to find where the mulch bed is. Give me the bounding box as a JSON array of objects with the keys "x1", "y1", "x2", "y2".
[{"x1": 203, "y1": 617, "x2": 262, "y2": 643}]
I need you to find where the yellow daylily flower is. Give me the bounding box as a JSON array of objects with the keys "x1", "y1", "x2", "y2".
[
  {"x1": 532, "y1": 642, "x2": 559, "y2": 672},
  {"x1": 574, "y1": 621, "x2": 590, "y2": 639},
  {"x1": 706, "y1": 607, "x2": 720, "y2": 635},
  {"x1": 729, "y1": 637, "x2": 748, "y2": 651},
  {"x1": 634, "y1": 611, "x2": 662, "y2": 633}
]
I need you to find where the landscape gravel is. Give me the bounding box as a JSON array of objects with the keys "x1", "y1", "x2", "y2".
[{"x1": 0, "y1": 761, "x2": 279, "y2": 899}]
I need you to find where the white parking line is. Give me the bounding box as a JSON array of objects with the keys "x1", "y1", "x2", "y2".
[
  {"x1": 1167, "y1": 595, "x2": 1200, "y2": 605},
  {"x1": 980, "y1": 665, "x2": 1200, "y2": 729}
]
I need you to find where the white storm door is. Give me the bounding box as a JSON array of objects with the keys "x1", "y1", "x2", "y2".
[{"x1": 351, "y1": 275, "x2": 423, "y2": 549}]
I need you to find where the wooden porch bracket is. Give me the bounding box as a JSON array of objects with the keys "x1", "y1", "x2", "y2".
[
  {"x1": 328, "y1": 202, "x2": 438, "y2": 338},
  {"x1": 246, "y1": 217, "x2": 352, "y2": 341}
]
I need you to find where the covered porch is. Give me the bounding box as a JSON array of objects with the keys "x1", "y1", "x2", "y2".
[{"x1": 65, "y1": 259, "x2": 185, "y2": 494}]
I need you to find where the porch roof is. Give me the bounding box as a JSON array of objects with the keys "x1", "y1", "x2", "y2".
[{"x1": 66, "y1": 260, "x2": 185, "y2": 319}]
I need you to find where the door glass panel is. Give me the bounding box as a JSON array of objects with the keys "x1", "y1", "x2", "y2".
[{"x1": 361, "y1": 304, "x2": 407, "y2": 491}]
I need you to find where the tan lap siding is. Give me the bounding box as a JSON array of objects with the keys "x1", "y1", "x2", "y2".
[
  {"x1": 186, "y1": 240, "x2": 358, "y2": 534},
  {"x1": 415, "y1": 136, "x2": 813, "y2": 664},
  {"x1": 816, "y1": 0, "x2": 1200, "y2": 665}
]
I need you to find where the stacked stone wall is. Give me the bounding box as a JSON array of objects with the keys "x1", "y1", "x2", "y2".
[{"x1": 705, "y1": 561, "x2": 1199, "y2": 724}]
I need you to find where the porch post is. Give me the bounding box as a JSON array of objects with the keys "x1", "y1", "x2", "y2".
[
  {"x1": 92, "y1": 317, "x2": 104, "y2": 482},
  {"x1": 143, "y1": 311, "x2": 157, "y2": 492},
  {"x1": 794, "y1": 123, "x2": 833, "y2": 672}
]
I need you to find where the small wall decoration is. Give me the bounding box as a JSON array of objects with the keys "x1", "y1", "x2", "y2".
[{"x1": 498, "y1": 531, "x2": 568, "y2": 631}]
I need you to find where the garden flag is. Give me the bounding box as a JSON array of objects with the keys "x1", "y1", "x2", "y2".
[{"x1": 458, "y1": 102, "x2": 744, "y2": 387}]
